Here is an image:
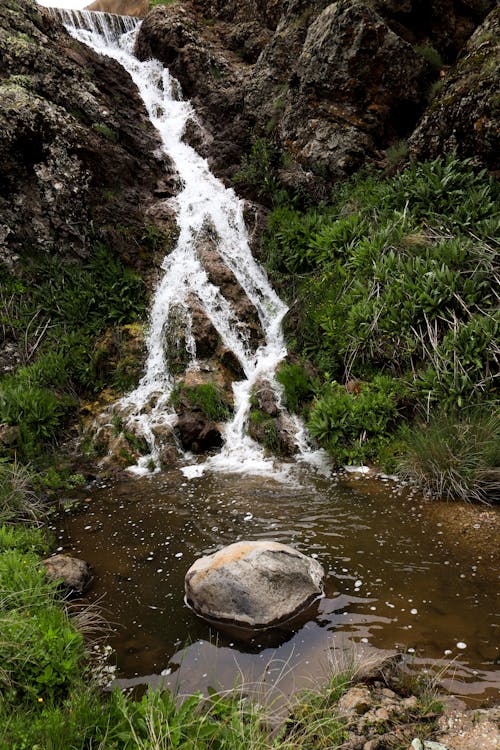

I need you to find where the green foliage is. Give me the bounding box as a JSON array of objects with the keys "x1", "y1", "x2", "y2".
[
  {"x1": 0, "y1": 549, "x2": 85, "y2": 705},
  {"x1": 276, "y1": 362, "x2": 316, "y2": 414},
  {"x1": 0, "y1": 524, "x2": 50, "y2": 555},
  {"x1": 249, "y1": 409, "x2": 280, "y2": 452},
  {"x1": 174, "y1": 383, "x2": 231, "y2": 422},
  {"x1": 92, "y1": 122, "x2": 119, "y2": 142},
  {"x1": 398, "y1": 408, "x2": 500, "y2": 502},
  {"x1": 0, "y1": 460, "x2": 45, "y2": 524},
  {"x1": 308, "y1": 376, "x2": 402, "y2": 465},
  {"x1": 281, "y1": 670, "x2": 352, "y2": 749},
  {"x1": 265, "y1": 157, "x2": 499, "y2": 472},
  {"x1": 0, "y1": 245, "x2": 147, "y2": 458},
  {"x1": 0, "y1": 380, "x2": 74, "y2": 457},
  {"x1": 414, "y1": 44, "x2": 444, "y2": 71},
  {"x1": 234, "y1": 137, "x2": 283, "y2": 202},
  {"x1": 385, "y1": 140, "x2": 409, "y2": 166}
]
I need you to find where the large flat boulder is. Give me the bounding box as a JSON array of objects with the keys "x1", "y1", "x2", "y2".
[{"x1": 185, "y1": 540, "x2": 324, "y2": 628}]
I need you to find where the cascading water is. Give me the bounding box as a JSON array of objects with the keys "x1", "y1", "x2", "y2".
[{"x1": 55, "y1": 9, "x2": 325, "y2": 477}]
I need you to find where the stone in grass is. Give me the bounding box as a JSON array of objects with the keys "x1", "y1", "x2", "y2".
[
  {"x1": 185, "y1": 540, "x2": 324, "y2": 628},
  {"x1": 42, "y1": 554, "x2": 92, "y2": 596}
]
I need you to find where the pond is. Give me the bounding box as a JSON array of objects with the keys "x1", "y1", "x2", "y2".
[{"x1": 55, "y1": 468, "x2": 499, "y2": 704}]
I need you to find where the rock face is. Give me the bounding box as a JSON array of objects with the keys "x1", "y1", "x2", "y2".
[
  {"x1": 136, "y1": 0, "x2": 495, "y2": 190},
  {"x1": 0, "y1": 0, "x2": 174, "y2": 267},
  {"x1": 42, "y1": 554, "x2": 92, "y2": 596},
  {"x1": 185, "y1": 540, "x2": 324, "y2": 628},
  {"x1": 409, "y1": 6, "x2": 500, "y2": 169}
]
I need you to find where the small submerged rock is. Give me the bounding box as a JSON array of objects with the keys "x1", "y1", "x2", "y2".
[{"x1": 185, "y1": 540, "x2": 324, "y2": 628}]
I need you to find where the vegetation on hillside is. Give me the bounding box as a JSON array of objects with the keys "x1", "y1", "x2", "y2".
[
  {"x1": 261, "y1": 155, "x2": 499, "y2": 499},
  {"x1": 0, "y1": 244, "x2": 147, "y2": 462}
]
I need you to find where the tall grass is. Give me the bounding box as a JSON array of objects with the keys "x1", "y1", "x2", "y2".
[
  {"x1": 398, "y1": 408, "x2": 500, "y2": 502},
  {"x1": 0, "y1": 460, "x2": 45, "y2": 524}
]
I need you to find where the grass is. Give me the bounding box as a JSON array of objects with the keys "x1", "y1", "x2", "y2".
[
  {"x1": 0, "y1": 460, "x2": 46, "y2": 525},
  {"x1": 398, "y1": 408, "x2": 500, "y2": 502}
]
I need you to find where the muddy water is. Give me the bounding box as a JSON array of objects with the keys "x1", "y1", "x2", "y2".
[{"x1": 55, "y1": 469, "x2": 499, "y2": 703}]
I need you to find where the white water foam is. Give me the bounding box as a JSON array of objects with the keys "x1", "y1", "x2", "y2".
[{"x1": 56, "y1": 11, "x2": 327, "y2": 479}]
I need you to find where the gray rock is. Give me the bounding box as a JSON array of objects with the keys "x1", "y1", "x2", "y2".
[
  {"x1": 185, "y1": 540, "x2": 324, "y2": 628},
  {"x1": 409, "y1": 6, "x2": 499, "y2": 170},
  {"x1": 42, "y1": 554, "x2": 92, "y2": 596}
]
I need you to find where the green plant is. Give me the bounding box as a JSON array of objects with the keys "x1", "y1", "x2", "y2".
[
  {"x1": 0, "y1": 524, "x2": 50, "y2": 554},
  {"x1": 0, "y1": 461, "x2": 45, "y2": 524},
  {"x1": 398, "y1": 408, "x2": 500, "y2": 502},
  {"x1": 174, "y1": 383, "x2": 231, "y2": 422},
  {"x1": 385, "y1": 140, "x2": 409, "y2": 166},
  {"x1": 308, "y1": 376, "x2": 403, "y2": 465},
  {"x1": 0, "y1": 549, "x2": 85, "y2": 704},
  {"x1": 0, "y1": 379, "x2": 74, "y2": 458},
  {"x1": 413, "y1": 44, "x2": 444, "y2": 71},
  {"x1": 92, "y1": 122, "x2": 119, "y2": 143},
  {"x1": 276, "y1": 363, "x2": 316, "y2": 414},
  {"x1": 234, "y1": 137, "x2": 283, "y2": 202}
]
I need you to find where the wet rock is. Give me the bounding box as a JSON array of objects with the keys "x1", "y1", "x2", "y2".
[
  {"x1": 87, "y1": 0, "x2": 149, "y2": 16},
  {"x1": 175, "y1": 412, "x2": 223, "y2": 453},
  {"x1": 197, "y1": 234, "x2": 263, "y2": 349},
  {"x1": 252, "y1": 376, "x2": 279, "y2": 417},
  {"x1": 185, "y1": 540, "x2": 324, "y2": 628},
  {"x1": 409, "y1": 6, "x2": 500, "y2": 170},
  {"x1": 275, "y1": 414, "x2": 298, "y2": 456},
  {"x1": 42, "y1": 554, "x2": 92, "y2": 596}
]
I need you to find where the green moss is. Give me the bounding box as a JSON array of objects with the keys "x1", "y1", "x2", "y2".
[{"x1": 92, "y1": 122, "x2": 119, "y2": 142}]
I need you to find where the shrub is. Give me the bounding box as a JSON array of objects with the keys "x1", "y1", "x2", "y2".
[
  {"x1": 276, "y1": 362, "x2": 316, "y2": 414},
  {"x1": 308, "y1": 376, "x2": 402, "y2": 465},
  {"x1": 266, "y1": 156, "x2": 499, "y2": 419},
  {"x1": 398, "y1": 408, "x2": 500, "y2": 502}
]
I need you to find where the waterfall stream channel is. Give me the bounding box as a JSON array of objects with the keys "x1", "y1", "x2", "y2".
[{"x1": 43, "y1": 8, "x2": 499, "y2": 706}]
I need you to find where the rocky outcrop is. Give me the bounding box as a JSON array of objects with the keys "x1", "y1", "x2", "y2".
[
  {"x1": 409, "y1": 6, "x2": 500, "y2": 170},
  {"x1": 42, "y1": 554, "x2": 92, "y2": 596},
  {"x1": 136, "y1": 0, "x2": 495, "y2": 191},
  {"x1": 185, "y1": 540, "x2": 324, "y2": 628},
  {"x1": 0, "y1": 0, "x2": 175, "y2": 268}
]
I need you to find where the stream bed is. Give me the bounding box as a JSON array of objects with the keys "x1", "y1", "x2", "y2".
[{"x1": 55, "y1": 469, "x2": 499, "y2": 704}]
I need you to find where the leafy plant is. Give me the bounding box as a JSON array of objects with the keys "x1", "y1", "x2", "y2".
[
  {"x1": 308, "y1": 376, "x2": 402, "y2": 465},
  {"x1": 276, "y1": 362, "x2": 316, "y2": 414}
]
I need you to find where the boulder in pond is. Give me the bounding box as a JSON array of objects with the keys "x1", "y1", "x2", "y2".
[
  {"x1": 185, "y1": 540, "x2": 324, "y2": 628},
  {"x1": 42, "y1": 554, "x2": 92, "y2": 596}
]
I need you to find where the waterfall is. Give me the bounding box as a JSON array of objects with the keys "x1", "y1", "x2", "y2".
[
  {"x1": 47, "y1": 8, "x2": 139, "y2": 40},
  {"x1": 56, "y1": 10, "x2": 324, "y2": 478}
]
